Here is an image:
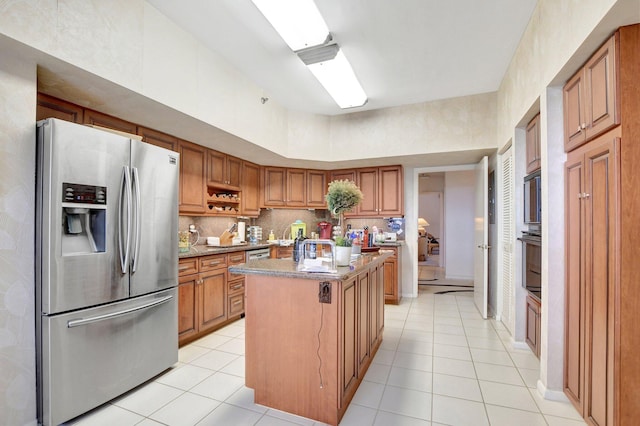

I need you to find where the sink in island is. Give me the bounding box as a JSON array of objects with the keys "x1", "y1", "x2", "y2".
[{"x1": 229, "y1": 251, "x2": 392, "y2": 426}]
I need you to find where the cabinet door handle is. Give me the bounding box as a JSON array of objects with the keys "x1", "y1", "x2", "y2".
[
  {"x1": 233, "y1": 300, "x2": 242, "y2": 306},
  {"x1": 179, "y1": 266, "x2": 189, "y2": 271},
  {"x1": 231, "y1": 284, "x2": 243, "y2": 290},
  {"x1": 581, "y1": 122, "x2": 586, "y2": 130}
]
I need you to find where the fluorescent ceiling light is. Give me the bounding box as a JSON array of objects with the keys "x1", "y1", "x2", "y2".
[
  {"x1": 251, "y1": 0, "x2": 368, "y2": 109},
  {"x1": 251, "y1": 0, "x2": 329, "y2": 51},
  {"x1": 307, "y1": 50, "x2": 367, "y2": 109}
]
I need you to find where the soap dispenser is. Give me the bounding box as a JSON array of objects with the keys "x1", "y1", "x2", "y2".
[{"x1": 268, "y1": 229, "x2": 275, "y2": 241}]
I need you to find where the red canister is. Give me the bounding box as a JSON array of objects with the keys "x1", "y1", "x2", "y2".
[{"x1": 318, "y1": 221, "x2": 332, "y2": 239}]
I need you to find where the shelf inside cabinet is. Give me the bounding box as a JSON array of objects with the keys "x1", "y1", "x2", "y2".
[{"x1": 206, "y1": 186, "x2": 241, "y2": 215}]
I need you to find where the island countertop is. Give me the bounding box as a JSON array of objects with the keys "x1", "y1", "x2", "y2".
[{"x1": 228, "y1": 250, "x2": 392, "y2": 281}]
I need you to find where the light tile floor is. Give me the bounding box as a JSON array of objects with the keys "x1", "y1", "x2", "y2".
[{"x1": 66, "y1": 287, "x2": 585, "y2": 426}]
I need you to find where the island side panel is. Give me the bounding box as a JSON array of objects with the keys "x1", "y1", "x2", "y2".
[{"x1": 245, "y1": 275, "x2": 340, "y2": 425}]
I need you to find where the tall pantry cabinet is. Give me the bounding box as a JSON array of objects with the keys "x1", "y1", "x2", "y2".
[{"x1": 563, "y1": 25, "x2": 640, "y2": 426}]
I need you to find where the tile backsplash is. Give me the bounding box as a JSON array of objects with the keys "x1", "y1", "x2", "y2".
[{"x1": 180, "y1": 210, "x2": 397, "y2": 244}]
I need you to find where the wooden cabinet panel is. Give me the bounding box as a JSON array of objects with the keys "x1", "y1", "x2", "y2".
[
  {"x1": 564, "y1": 153, "x2": 584, "y2": 407},
  {"x1": 227, "y1": 156, "x2": 242, "y2": 188},
  {"x1": 382, "y1": 247, "x2": 401, "y2": 304},
  {"x1": 138, "y1": 126, "x2": 178, "y2": 152},
  {"x1": 199, "y1": 269, "x2": 227, "y2": 332},
  {"x1": 199, "y1": 254, "x2": 228, "y2": 272},
  {"x1": 263, "y1": 167, "x2": 286, "y2": 207},
  {"x1": 584, "y1": 35, "x2": 618, "y2": 142},
  {"x1": 583, "y1": 137, "x2": 617, "y2": 426},
  {"x1": 179, "y1": 140, "x2": 207, "y2": 214},
  {"x1": 307, "y1": 170, "x2": 327, "y2": 207},
  {"x1": 178, "y1": 274, "x2": 198, "y2": 342},
  {"x1": 564, "y1": 133, "x2": 619, "y2": 423},
  {"x1": 526, "y1": 114, "x2": 541, "y2": 174},
  {"x1": 83, "y1": 109, "x2": 137, "y2": 134},
  {"x1": 357, "y1": 272, "x2": 370, "y2": 376},
  {"x1": 525, "y1": 294, "x2": 541, "y2": 358},
  {"x1": 330, "y1": 170, "x2": 356, "y2": 183},
  {"x1": 241, "y1": 161, "x2": 261, "y2": 217},
  {"x1": 208, "y1": 150, "x2": 241, "y2": 189},
  {"x1": 564, "y1": 72, "x2": 585, "y2": 150},
  {"x1": 207, "y1": 150, "x2": 226, "y2": 186},
  {"x1": 36, "y1": 93, "x2": 83, "y2": 123},
  {"x1": 341, "y1": 278, "x2": 358, "y2": 405},
  {"x1": 286, "y1": 169, "x2": 307, "y2": 207},
  {"x1": 378, "y1": 166, "x2": 404, "y2": 216},
  {"x1": 178, "y1": 257, "x2": 198, "y2": 276},
  {"x1": 356, "y1": 168, "x2": 378, "y2": 216},
  {"x1": 337, "y1": 166, "x2": 404, "y2": 217},
  {"x1": 564, "y1": 33, "x2": 619, "y2": 152},
  {"x1": 228, "y1": 293, "x2": 244, "y2": 317}
]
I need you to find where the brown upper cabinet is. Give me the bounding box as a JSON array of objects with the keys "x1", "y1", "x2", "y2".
[
  {"x1": 36, "y1": 93, "x2": 84, "y2": 123},
  {"x1": 138, "y1": 126, "x2": 179, "y2": 152},
  {"x1": 563, "y1": 33, "x2": 619, "y2": 152},
  {"x1": 83, "y1": 109, "x2": 138, "y2": 135},
  {"x1": 306, "y1": 170, "x2": 328, "y2": 208},
  {"x1": 178, "y1": 140, "x2": 207, "y2": 214},
  {"x1": 262, "y1": 167, "x2": 286, "y2": 207},
  {"x1": 262, "y1": 167, "x2": 327, "y2": 209},
  {"x1": 525, "y1": 114, "x2": 541, "y2": 174},
  {"x1": 358, "y1": 166, "x2": 404, "y2": 217},
  {"x1": 241, "y1": 161, "x2": 261, "y2": 217},
  {"x1": 208, "y1": 150, "x2": 241, "y2": 189}
]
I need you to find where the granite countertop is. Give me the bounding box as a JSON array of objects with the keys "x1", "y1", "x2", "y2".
[
  {"x1": 179, "y1": 242, "x2": 271, "y2": 258},
  {"x1": 229, "y1": 251, "x2": 392, "y2": 281}
]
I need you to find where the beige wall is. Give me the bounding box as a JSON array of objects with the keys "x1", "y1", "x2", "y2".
[
  {"x1": 0, "y1": 51, "x2": 37, "y2": 425},
  {"x1": 0, "y1": 0, "x2": 639, "y2": 422}
]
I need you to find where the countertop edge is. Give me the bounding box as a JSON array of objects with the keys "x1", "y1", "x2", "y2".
[{"x1": 229, "y1": 252, "x2": 392, "y2": 281}]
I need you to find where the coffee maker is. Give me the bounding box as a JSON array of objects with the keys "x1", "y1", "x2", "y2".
[{"x1": 318, "y1": 221, "x2": 332, "y2": 239}]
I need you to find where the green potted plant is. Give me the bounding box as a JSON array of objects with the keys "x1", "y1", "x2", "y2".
[
  {"x1": 334, "y1": 236, "x2": 353, "y2": 266},
  {"x1": 325, "y1": 180, "x2": 363, "y2": 242},
  {"x1": 325, "y1": 180, "x2": 363, "y2": 216}
]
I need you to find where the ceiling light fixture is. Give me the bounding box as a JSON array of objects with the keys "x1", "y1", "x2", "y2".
[{"x1": 251, "y1": 0, "x2": 367, "y2": 109}]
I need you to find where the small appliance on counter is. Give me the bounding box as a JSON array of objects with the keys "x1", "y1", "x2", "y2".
[
  {"x1": 318, "y1": 221, "x2": 332, "y2": 239},
  {"x1": 291, "y1": 220, "x2": 306, "y2": 238}
]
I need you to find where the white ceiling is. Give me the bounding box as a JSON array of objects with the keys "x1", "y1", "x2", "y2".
[{"x1": 147, "y1": 0, "x2": 538, "y2": 116}]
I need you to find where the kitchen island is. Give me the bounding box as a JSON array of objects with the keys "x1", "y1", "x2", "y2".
[{"x1": 229, "y1": 251, "x2": 391, "y2": 426}]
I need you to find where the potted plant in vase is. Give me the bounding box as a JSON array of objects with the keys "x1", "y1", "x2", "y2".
[
  {"x1": 325, "y1": 179, "x2": 363, "y2": 239},
  {"x1": 334, "y1": 236, "x2": 353, "y2": 266}
]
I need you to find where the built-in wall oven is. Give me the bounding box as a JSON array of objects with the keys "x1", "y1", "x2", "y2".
[{"x1": 519, "y1": 233, "x2": 541, "y2": 298}]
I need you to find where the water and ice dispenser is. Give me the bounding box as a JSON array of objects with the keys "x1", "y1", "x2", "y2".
[{"x1": 61, "y1": 183, "x2": 106, "y2": 255}]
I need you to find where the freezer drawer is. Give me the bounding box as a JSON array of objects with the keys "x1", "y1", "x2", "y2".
[{"x1": 38, "y1": 288, "x2": 178, "y2": 426}]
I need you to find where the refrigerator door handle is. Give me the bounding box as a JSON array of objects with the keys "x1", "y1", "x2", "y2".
[
  {"x1": 119, "y1": 166, "x2": 132, "y2": 273},
  {"x1": 66, "y1": 295, "x2": 173, "y2": 328},
  {"x1": 131, "y1": 166, "x2": 141, "y2": 273}
]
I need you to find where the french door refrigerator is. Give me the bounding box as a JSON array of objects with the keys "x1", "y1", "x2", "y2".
[{"x1": 36, "y1": 118, "x2": 179, "y2": 426}]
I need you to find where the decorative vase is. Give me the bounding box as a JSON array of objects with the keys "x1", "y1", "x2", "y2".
[
  {"x1": 332, "y1": 211, "x2": 344, "y2": 241},
  {"x1": 335, "y1": 246, "x2": 352, "y2": 266}
]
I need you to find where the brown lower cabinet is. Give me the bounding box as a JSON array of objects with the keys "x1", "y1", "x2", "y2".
[
  {"x1": 245, "y1": 259, "x2": 385, "y2": 425},
  {"x1": 382, "y1": 247, "x2": 401, "y2": 304},
  {"x1": 178, "y1": 251, "x2": 245, "y2": 346},
  {"x1": 564, "y1": 131, "x2": 618, "y2": 425},
  {"x1": 525, "y1": 293, "x2": 541, "y2": 358},
  {"x1": 269, "y1": 245, "x2": 293, "y2": 259}
]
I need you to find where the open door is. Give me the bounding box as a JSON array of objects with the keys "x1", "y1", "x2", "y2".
[{"x1": 474, "y1": 156, "x2": 489, "y2": 318}]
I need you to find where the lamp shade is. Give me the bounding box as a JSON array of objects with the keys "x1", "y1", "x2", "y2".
[{"x1": 418, "y1": 218, "x2": 430, "y2": 227}]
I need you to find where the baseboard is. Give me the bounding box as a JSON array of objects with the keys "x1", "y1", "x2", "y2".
[
  {"x1": 444, "y1": 274, "x2": 473, "y2": 280},
  {"x1": 510, "y1": 340, "x2": 530, "y2": 351},
  {"x1": 536, "y1": 380, "x2": 570, "y2": 402}
]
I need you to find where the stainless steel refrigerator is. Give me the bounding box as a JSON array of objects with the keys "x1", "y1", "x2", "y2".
[{"x1": 36, "y1": 118, "x2": 179, "y2": 426}]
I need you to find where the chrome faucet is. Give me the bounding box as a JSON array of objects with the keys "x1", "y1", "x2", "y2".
[{"x1": 300, "y1": 239, "x2": 336, "y2": 271}]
